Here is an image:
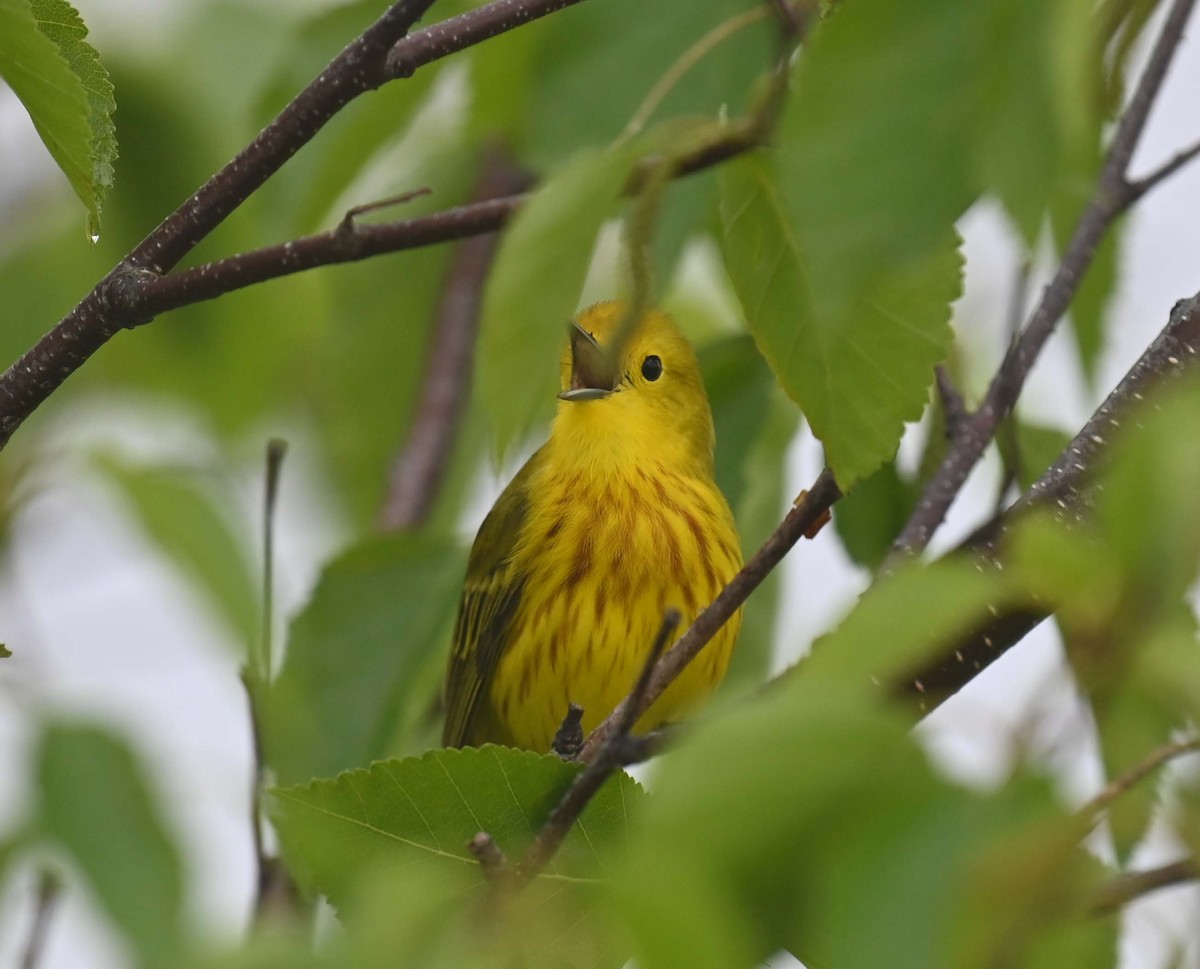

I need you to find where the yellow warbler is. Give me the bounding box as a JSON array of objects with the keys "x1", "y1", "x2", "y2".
[{"x1": 443, "y1": 301, "x2": 742, "y2": 751}]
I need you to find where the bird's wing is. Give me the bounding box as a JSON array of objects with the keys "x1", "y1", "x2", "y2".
[{"x1": 442, "y1": 448, "x2": 542, "y2": 747}]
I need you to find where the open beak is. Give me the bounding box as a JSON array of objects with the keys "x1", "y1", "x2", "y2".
[{"x1": 558, "y1": 320, "x2": 618, "y2": 401}]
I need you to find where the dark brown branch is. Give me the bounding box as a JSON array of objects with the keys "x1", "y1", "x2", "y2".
[
  {"x1": 1082, "y1": 736, "x2": 1200, "y2": 822},
  {"x1": 1125, "y1": 137, "x2": 1200, "y2": 203},
  {"x1": 517, "y1": 610, "x2": 680, "y2": 882},
  {"x1": 1092, "y1": 858, "x2": 1198, "y2": 914},
  {"x1": 386, "y1": 0, "x2": 589, "y2": 78},
  {"x1": 381, "y1": 152, "x2": 530, "y2": 531},
  {"x1": 891, "y1": 0, "x2": 1198, "y2": 556},
  {"x1": 19, "y1": 871, "x2": 60, "y2": 969},
  {"x1": 579, "y1": 468, "x2": 842, "y2": 762},
  {"x1": 0, "y1": 0, "x2": 602, "y2": 449},
  {"x1": 933, "y1": 365, "x2": 967, "y2": 436},
  {"x1": 898, "y1": 292, "x2": 1200, "y2": 712}
]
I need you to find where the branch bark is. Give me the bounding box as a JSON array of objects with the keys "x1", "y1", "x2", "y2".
[
  {"x1": 898, "y1": 292, "x2": 1200, "y2": 713},
  {"x1": 1092, "y1": 858, "x2": 1198, "y2": 914},
  {"x1": 890, "y1": 0, "x2": 1198, "y2": 557}
]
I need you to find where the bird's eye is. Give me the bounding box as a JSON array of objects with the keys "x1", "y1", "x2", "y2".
[{"x1": 641, "y1": 355, "x2": 663, "y2": 382}]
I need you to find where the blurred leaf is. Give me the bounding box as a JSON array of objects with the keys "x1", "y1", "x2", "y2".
[
  {"x1": 614, "y1": 672, "x2": 1107, "y2": 969},
  {"x1": 478, "y1": 144, "x2": 641, "y2": 456},
  {"x1": 702, "y1": 334, "x2": 798, "y2": 686},
  {"x1": 266, "y1": 534, "x2": 465, "y2": 787},
  {"x1": 833, "y1": 460, "x2": 918, "y2": 571},
  {"x1": 37, "y1": 722, "x2": 183, "y2": 966},
  {"x1": 95, "y1": 457, "x2": 259, "y2": 648},
  {"x1": 272, "y1": 747, "x2": 644, "y2": 967},
  {"x1": 977, "y1": 0, "x2": 1102, "y2": 247},
  {"x1": 0, "y1": 0, "x2": 115, "y2": 229},
  {"x1": 0, "y1": 643, "x2": 10, "y2": 658},
  {"x1": 518, "y1": 0, "x2": 774, "y2": 169},
  {"x1": 719, "y1": 154, "x2": 960, "y2": 488}
]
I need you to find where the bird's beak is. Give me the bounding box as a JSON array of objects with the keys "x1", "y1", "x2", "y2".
[{"x1": 558, "y1": 320, "x2": 618, "y2": 401}]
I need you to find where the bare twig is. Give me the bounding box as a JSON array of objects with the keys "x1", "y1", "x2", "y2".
[
  {"x1": 19, "y1": 871, "x2": 60, "y2": 969},
  {"x1": 579, "y1": 469, "x2": 842, "y2": 762},
  {"x1": 386, "y1": 0, "x2": 591, "y2": 78},
  {"x1": 933, "y1": 365, "x2": 968, "y2": 436},
  {"x1": 891, "y1": 0, "x2": 1198, "y2": 557},
  {"x1": 898, "y1": 292, "x2": 1200, "y2": 712},
  {"x1": 245, "y1": 440, "x2": 295, "y2": 922},
  {"x1": 381, "y1": 151, "x2": 530, "y2": 531},
  {"x1": 0, "y1": 0, "x2": 603, "y2": 449},
  {"x1": 1082, "y1": 736, "x2": 1200, "y2": 822},
  {"x1": 517, "y1": 610, "x2": 680, "y2": 882},
  {"x1": 1092, "y1": 858, "x2": 1198, "y2": 914},
  {"x1": 1125, "y1": 137, "x2": 1200, "y2": 204}
]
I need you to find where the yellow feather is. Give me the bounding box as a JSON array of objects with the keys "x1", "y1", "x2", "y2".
[{"x1": 443, "y1": 301, "x2": 742, "y2": 751}]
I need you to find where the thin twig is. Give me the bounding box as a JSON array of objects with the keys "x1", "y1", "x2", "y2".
[
  {"x1": 19, "y1": 871, "x2": 60, "y2": 969},
  {"x1": 1092, "y1": 858, "x2": 1198, "y2": 914},
  {"x1": 579, "y1": 468, "x2": 842, "y2": 762},
  {"x1": 933, "y1": 365, "x2": 968, "y2": 437},
  {"x1": 517, "y1": 610, "x2": 680, "y2": 882},
  {"x1": 890, "y1": 0, "x2": 1199, "y2": 557},
  {"x1": 246, "y1": 440, "x2": 293, "y2": 922},
  {"x1": 897, "y1": 292, "x2": 1200, "y2": 712},
  {"x1": 381, "y1": 151, "x2": 530, "y2": 531},
  {"x1": 386, "y1": 0, "x2": 591, "y2": 78},
  {"x1": 1125, "y1": 137, "x2": 1200, "y2": 204},
  {"x1": 1081, "y1": 737, "x2": 1200, "y2": 822},
  {"x1": 340, "y1": 187, "x2": 432, "y2": 230}
]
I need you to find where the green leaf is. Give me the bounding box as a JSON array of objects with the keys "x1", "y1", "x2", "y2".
[
  {"x1": 478, "y1": 144, "x2": 641, "y2": 456},
  {"x1": 0, "y1": 643, "x2": 10, "y2": 658},
  {"x1": 719, "y1": 154, "x2": 960, "y2": 488},
  {"x1": 615, "y1": 674, "x2": 1109, "y2": 969},
  {"x1": 37, "y1": 722, "x2": 183, "y2": 965},
  {"x1": 1067, "y1": 222, "x2": 1120, "y2": 386},
  {"x1": 702, "y1": 334, "x2": 799, "y2": 686},
  {"x1": 518, "y1": 0, "x2": 774, "y2": 169},
  {"x1": 975, "y1": 0, "x2": 1102, "y2": 247},
  {"x1": 95, "y1": 457, "x2": 259, "y2": 649},
  {"x1": 0, "y1": 0, "x2": 116, "y2": 230},
  {"x1": 271, "y1": 747, "x2": 644, "y2": 967},
  {"x1": 266, "y1": 534, "x2": 466, "y2": 786},
  {"x1": 997, "y1": 420, "x2": 1074, "y2": 492},
  {"x1": 833, "y1": 459, "x2": 918, "y2": 571}
]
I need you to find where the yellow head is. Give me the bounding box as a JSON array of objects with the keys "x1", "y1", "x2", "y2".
[{"x1": 553, "y1": 301, "x2": 715, "y2": 477}]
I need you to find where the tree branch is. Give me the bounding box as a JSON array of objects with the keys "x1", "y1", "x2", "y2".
[
  {"x1": 1081, "y1": 736, "x2": 1200, "y2": 823},
  {"x1": 578, "y1": 468, "x2": 842, "y2": 762},
  {"x1": 18, "y1": 871, "x2": 60, "y2": 969},
  {"x1": 0, "y1": 0, "x2": 600, "y2": 450},
  {"x1": 1092, "y1": 858, "x2": 1198, "y2": 914},
  {"x1": 380, "y1": 150, "x2": 531, "y2": 531},
  {"x1": 517, "y1": 610, "x2": 679, "y2": 882},
  {"x1": 897, "y1": 291, "x2": 1200, "y2": 713},
  {"x1": 890, "y1": 0, "x2": 1199, "y2": 557}
]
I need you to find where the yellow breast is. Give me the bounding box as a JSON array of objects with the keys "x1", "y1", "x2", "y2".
[{"x1": 479, "y1": 457, "x2": 743, "y2": 752}]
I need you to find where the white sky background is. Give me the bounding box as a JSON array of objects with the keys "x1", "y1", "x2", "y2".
[{"x1": 2, "y1": 2, "x2": 1200, "y2": 967}]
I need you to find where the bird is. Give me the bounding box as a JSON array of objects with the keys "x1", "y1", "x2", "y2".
[{"x1": 442, "y1": 301, "x2": 743, "y2": 752}]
